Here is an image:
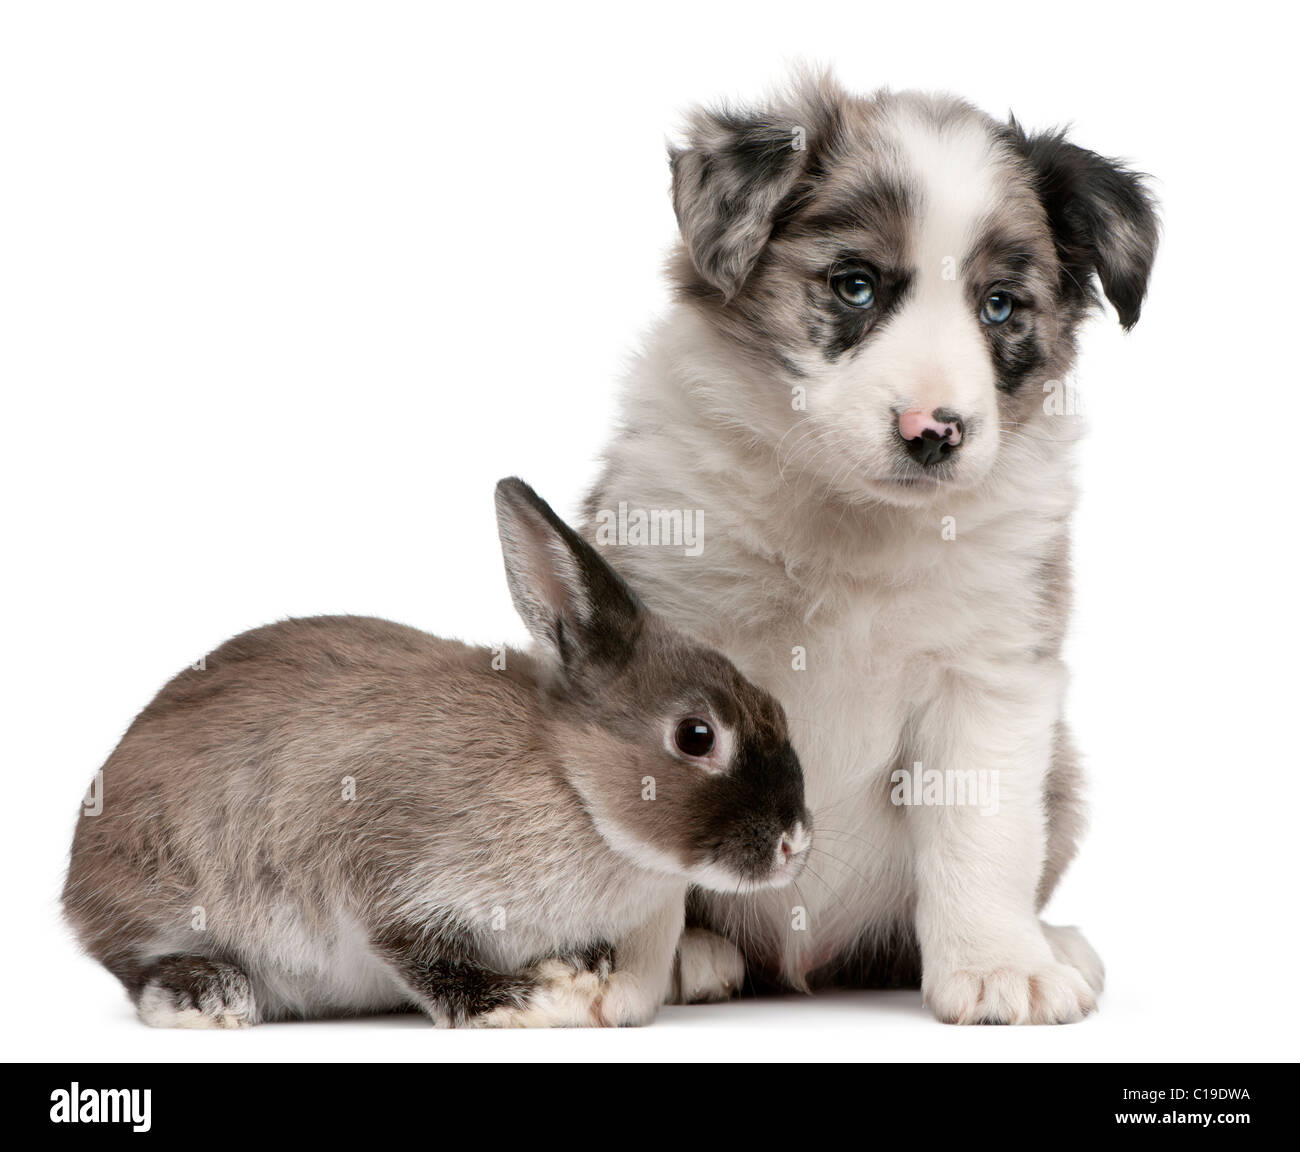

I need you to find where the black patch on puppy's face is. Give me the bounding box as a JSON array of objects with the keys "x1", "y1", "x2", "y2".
[
  {"x1": 689, "y1": 163, "x2": 919, "y2": 373},
  {"x1": 963, "y1": 228, "x2": 1056, "y2": 394},
  {"x1": 815, "y1": 257, "x2": 914, "y2": 363},
  {"x1": 986, "y1": 318, "x2": 1045, "y2": 394},
  {"x1": 784, "y1": 176, "x2": 917, "y2": 364}
]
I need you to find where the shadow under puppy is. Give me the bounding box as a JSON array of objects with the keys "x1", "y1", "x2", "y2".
[{"x1": 63, "y1": 479, "x2": 811, "y2": 1027}]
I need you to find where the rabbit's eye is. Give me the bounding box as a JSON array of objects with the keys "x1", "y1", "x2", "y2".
[{"x1": 674, "y1": 718, "x2": 715, "y2": 758}]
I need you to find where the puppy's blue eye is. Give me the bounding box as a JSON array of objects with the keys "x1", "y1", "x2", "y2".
[
  {"x1": 981, "y1": 292, "x2": 1014, "y2": 325},
  {"x1": 831, "y1": 269, "x2": 876, "y2": 309}
]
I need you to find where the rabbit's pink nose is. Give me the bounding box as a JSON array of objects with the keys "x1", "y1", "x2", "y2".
[{"x1": 780, "y1": 824, "x2": 811, "y2": 862}]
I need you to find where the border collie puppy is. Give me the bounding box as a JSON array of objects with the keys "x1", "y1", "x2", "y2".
[{"x1": 584, "y1": 71, "x2": 1157, "y2": 1023}]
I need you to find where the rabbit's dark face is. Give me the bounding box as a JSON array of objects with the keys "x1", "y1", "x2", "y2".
[
  {"x1": 494, "y1": 476, "x2": 810, "y2": 891},
  {"x1": 561, "y1": 619, "x2": 812, "y2": 893}
]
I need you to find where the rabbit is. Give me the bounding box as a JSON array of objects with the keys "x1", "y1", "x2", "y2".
[{"x1": 62, "y1": 478, "x2": 812, "y2": 1028}]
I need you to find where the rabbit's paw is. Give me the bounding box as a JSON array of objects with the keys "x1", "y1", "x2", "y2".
[
  {"x1": 135, "y1": 955, "x2": 257, "y2": 1029},
  {"x1": 466, "y1": 959, "x2": 604, "y2": 1028}
]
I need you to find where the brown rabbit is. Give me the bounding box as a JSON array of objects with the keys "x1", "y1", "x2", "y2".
[{"x1": 63, "y1": 478, "x2": 811, "y2": 1028}]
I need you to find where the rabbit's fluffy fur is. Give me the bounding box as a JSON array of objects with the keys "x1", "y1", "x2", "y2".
[{"x1": 64, "y1": 480, "x2": 809, "y2": 1027}]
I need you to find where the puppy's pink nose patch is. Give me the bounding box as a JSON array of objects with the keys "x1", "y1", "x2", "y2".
[{"x1": 899, "y1": 409, "x2": 963, "y2": 445}]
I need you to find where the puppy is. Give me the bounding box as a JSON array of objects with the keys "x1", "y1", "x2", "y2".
[{"x1": 583, "y1": 71, "x2": 1158, "y2": 1023}]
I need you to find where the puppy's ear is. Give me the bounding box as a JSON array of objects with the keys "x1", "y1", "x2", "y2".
[
  {"x1": 670, "y1": 74, "x2": 839, "y2": 301},
  {"x1": 494, "y1": 477, "x2": 643, "y2": 677},
  {"x1": 1010, "y1": 122, "x2": 1159, "y2": 329}
]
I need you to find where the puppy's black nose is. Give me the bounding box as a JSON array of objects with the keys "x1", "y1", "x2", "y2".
[{"x1": 898, "y1": 408, "x2": 965, "y2": 469}]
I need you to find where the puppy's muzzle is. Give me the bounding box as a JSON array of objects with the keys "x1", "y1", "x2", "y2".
[{"x1": 898, "y1": 408, "x2": 965, "y2": 469}]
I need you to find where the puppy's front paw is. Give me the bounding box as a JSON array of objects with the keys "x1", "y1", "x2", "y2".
[
  {"x1": 596, "y1": 972, "x2": 660, "y2": 1028},
  {"x1": 924, "y1": 961, "x2": 1097, "y2": 1025},
  {"x1": 1042, "y1": 922, "x2": 1105, "y2": 994},
  {"x1": 672, "y1": 928, "x2": 745, "y2": 1004}
]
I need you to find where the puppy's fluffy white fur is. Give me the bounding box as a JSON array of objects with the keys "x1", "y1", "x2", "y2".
[{"x1": 583, "y1": 74, "x2": 1157, "y2": 1023}]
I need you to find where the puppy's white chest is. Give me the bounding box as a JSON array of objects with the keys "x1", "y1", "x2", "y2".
[{"x1": 710, "y1": 594, "x2": 925, "y2": 943}]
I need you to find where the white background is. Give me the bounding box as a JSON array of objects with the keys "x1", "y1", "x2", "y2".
[{"x1": 3, "y1": 0, "x2": 1295, "y2": 1063}]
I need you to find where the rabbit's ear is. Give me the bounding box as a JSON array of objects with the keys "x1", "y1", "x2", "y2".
[{"x1": 494, "y1": 477, "x2": 643, "y2": 674}]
